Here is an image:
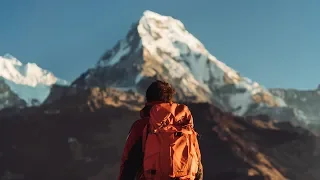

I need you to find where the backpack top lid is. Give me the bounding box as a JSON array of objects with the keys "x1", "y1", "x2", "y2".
[{"x1": 148, "y1": 102, "x2": 194, "y2": 133}]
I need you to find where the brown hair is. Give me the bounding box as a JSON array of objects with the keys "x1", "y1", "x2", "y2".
[{"x1": 145, "y1": 80, "x2": 176, "y2": 103}]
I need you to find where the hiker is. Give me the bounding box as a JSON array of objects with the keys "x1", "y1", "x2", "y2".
[{"x1": 118, "y1": 80, "x2": 203, "y2": 180}]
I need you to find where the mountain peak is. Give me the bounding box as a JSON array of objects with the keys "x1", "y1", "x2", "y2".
[
  {"x1": 142, "y1": 10, "x2": 168, "y2": 20},
  {"x1": 3, "y1": 53, "x2": 17, "y2": 59},
  {"x1": 138, "y1": 10, "x2": 205, "y2": 57},
  {"x1": 0, "y1": 54, "x2": 67, "y2": 87},
  {"x1": 141, "y1": 10, "x2": 186, "y2": 30},
  {"x1": 73, "y1": 11, "x2": 286, "y2": 116},
  {"x1": 0, "y1": 54, "x2": 69, "y2": 107},
  {"x1": 2, "y1": 53, "x2": 22, "y2": 65}
]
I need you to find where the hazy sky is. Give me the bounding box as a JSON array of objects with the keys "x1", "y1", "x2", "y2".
[{"x1": 0, "y1": 0, "x2": 319, "y2": 89}]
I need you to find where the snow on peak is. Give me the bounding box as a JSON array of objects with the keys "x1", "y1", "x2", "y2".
[
  {"x1": 139, "y1": 10, "x2": 204, "y2": 55},
  {"x1": 3, "y1": 53, "x2": 17, "y2": 59},
  {"x1": 0, "y1": 54, "x2": 69, "y2": 105},
  {"x1": 87, "y1": 10, "x2": 286, "y2": 116},
  {"x1": 137, "y1": 10, "x2": 241, "y2": 86},
  {"x1": 142, "y1": 10, "x2": 185, "y2": 28},
  {"x1": 2, "y1": 53, "x2": 21, "y2": 65},
  {"x1": 138, "y1": 11, "x2": 285, "y2": 113},
  {"x1": 0, "y1": 55, "x2": 67, "y2": 87}
]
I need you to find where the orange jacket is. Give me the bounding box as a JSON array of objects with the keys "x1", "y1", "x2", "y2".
[
  {"x1": 118, "y1": 104, "x2": 151, "y2": 180},
  {"x1": 118, "y1": 102, "x2": 203, "y2": 180}
]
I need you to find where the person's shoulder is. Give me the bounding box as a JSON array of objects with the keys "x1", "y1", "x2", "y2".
[
  {"x1": 126, "y1": 118, "x2": 148, "y2": 137},
  {"x1": 174, "y1": 102, "x2": 188, "y2": 106},
  {"x1": 131, "y1": 117, "x2": 149, "y2": 129},
  {"x1": 174, "y1": 103, "x2": 191, "y2": 111}
]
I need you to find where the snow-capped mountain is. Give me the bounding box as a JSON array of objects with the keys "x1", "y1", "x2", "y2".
[
  {"x1": 73, "y1": 10, "x2": 290, "y2": 118},
  {"x1": 0, "y1": 54, "x2": 69, "y2": 109}
]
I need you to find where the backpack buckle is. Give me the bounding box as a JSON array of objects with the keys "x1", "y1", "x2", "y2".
[{"x1": 174, "y1": 132, "x2": 183, "y2": 137}]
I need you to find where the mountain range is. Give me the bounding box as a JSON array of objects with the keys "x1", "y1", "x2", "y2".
[{"x1": 1, "y1": 10, "x2": 320, "y2": 180}]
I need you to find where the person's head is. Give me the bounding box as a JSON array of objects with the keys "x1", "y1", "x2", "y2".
[{"x1": 145, "y1": 80, "x2": 176, "y2": 103}]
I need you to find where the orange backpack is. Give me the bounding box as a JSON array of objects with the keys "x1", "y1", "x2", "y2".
[{"x1": 142, "y1": 103, "x2": 201, "y2": 180}]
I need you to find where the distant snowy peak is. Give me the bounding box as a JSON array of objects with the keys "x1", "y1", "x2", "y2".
[
  {"x1": 0, "y1": 54, "x2": 68, "y2": 87},
  {"x1": 0, "y1": 54, "x2": 69, "y2": 107},
  {"x1": 74, "y1": 10, "x2": 286, "y2": 116}
]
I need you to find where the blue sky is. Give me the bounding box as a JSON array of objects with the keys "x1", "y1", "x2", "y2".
[{"x1": 0, "y1": 0, "x2": 319, "y2": 89}]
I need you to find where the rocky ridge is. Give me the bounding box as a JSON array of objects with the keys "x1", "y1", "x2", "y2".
[{"x1": 0, "y1": 87, "x2": 319, "y2": 180}]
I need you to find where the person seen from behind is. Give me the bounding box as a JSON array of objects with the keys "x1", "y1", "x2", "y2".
[{"x1": 118, "y1": 80, "x2": 203, "y2": 180}]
